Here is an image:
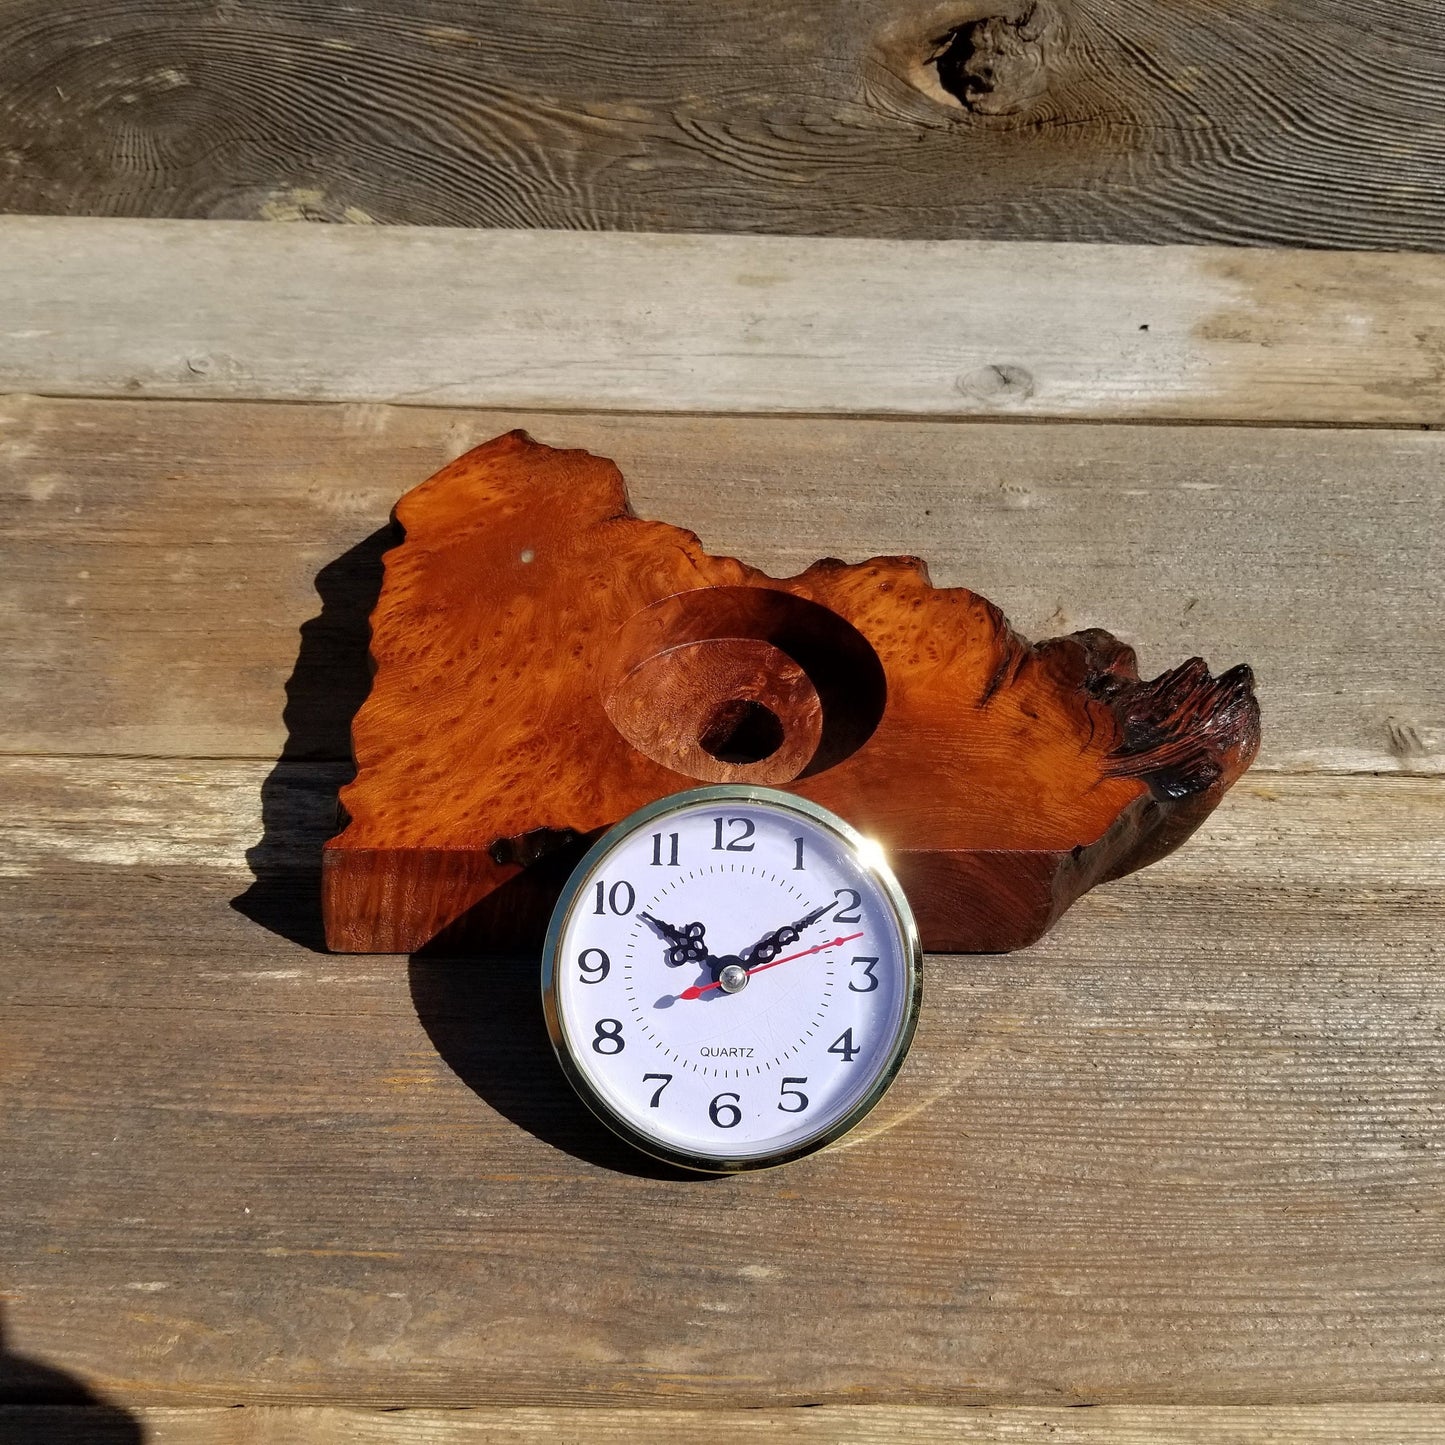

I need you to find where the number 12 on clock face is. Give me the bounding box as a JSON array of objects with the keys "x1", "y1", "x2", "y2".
[{"x1": 541, "y1": 785, "x2": 922, "y2": 1172}]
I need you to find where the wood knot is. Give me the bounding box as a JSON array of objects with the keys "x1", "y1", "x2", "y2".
[
  {"x1": 959, "y1": 362, "x2": 1036, "y2": 404},
  {"x1": 1104, "y1": 658, "x2": 1261, "y2": 802},
  {"x1": 927, "y1": 1, "x2": 1056, "y2": 116}
]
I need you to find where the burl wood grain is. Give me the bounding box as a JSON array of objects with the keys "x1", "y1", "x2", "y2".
[{"x1": 323, "y1": 431, "x2": 1258, "y2": 952}]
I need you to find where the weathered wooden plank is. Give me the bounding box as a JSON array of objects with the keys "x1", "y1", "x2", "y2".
[
  {"x1": 0, "y1": 0, "x2": 1442, "y2": 253},
  {"x1": 8, "y1": 760, "x2": 1445, "y2": 954},
  {"x1": 7, "y1": 1403, "x2": 1445, "y2": 1444},
  {"x1": 10, "y1": 759, "x2": 1444, "y2": 884},
  {"x1": 2, "y1": 762, "x2": 1441, "y2": 1405},
  {"x1": 3, "y1": 220, "x2": 1445, "y2": 422},
  {"x1": 1, "y1": 396, "x2": 1439, "y2": 772}
]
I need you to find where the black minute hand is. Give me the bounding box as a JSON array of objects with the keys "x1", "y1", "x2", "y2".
[
  {"x1": 740, "y1": 903, "x2": 833, "y2": 967},
  {"x1": 639, "y1": 911, "x2": 709, "y2": 969}
]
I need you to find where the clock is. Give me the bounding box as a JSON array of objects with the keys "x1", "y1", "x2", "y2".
[{"x1": 541, "y1": 785, "x2": 922, "y2": 1172}]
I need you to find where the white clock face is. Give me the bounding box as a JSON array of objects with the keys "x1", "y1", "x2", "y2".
[{"x1": 542, "y1": 787, "x2": 921, "y2": 1171}]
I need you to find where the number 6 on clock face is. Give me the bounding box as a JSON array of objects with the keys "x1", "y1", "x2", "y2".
[{"x1": 541, "y1": 785, "x2": 923, "y2": 1172}]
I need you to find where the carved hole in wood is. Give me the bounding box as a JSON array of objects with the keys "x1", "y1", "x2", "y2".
[
  {"x1": 598, "y1": 587, "x2": 887, "y2": 786},
  {"x1": 698, "y1": 698, "x2": 786, "y2": 765}
]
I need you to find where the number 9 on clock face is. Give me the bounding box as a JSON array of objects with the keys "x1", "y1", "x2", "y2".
[{"x1": 541, "y1": 785, "x2": 922, "y2": 1172}]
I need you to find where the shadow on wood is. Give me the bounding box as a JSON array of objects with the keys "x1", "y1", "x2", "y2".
[
  {"x1": 231, "y1": 523, "x2": 397, "y2": 951},
  {"x1": 406, "y1": 953, "x2": 724, "y2": 1181},
  {"x1": 0, "y1": 1305, "x2": 142, "y2": 1443},
  {"x1": 226, "y1": 525, "x2": 715, "y2": 1173}
]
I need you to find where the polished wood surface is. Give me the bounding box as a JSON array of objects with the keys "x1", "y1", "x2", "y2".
[{"x1": 325, "y1": 430, "x2": 1257, "y2": 952}]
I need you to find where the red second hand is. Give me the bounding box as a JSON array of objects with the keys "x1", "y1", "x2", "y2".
[{"x1": 677, "y1": 932, "x2": 865, "y2": 1001}]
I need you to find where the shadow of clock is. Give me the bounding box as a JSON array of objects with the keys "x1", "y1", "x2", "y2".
[{"x1": 407, "y1": 952, "x2": 719, "y2": 1182}]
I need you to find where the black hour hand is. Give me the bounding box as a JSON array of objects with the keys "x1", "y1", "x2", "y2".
[
  {"x1": 742, "y1": 903, "x2": 832, "y2": 967},
  {"x1": 640, "y1": 911, "x2": 709, "y2": 968}
]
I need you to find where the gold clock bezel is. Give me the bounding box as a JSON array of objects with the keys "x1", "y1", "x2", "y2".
[{"x1": 540, "y1": 784, "x2": 924, "y2": 1174}]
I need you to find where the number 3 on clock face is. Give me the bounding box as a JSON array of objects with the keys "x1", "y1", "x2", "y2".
[{"x1": 541, "y1": 785, "x2": 923, "y2": 1172}]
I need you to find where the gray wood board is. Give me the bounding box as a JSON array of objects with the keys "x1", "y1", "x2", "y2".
[
  {"x1": 1, "y1": 760, "x2": 1442, "y2": 1405},
  {"x1": 4, "y1": 221, "x2": 1445, "y2": 423},
  {"x1": 1, "y1": 396, "x2": 1440, "y2": 773},
  {"x1": 0, "y1": 1, "x2": 1443, "y2": 251},
  {"x1": 7, "y1": 1403, "x2": 1445, "y2": 1444}
]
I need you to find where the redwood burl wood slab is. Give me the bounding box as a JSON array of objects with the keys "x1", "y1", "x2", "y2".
[{"x1": 323, "y1": 431, "x2": 1259, "y2": 954}]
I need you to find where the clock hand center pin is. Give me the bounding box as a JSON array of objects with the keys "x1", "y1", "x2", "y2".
[
  {"x1": 717, "y1": 962, "x2": 749, "y2": 994},
  {"x1": 675, "y1": 931, "x2": 865, "y2": 1002}
]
